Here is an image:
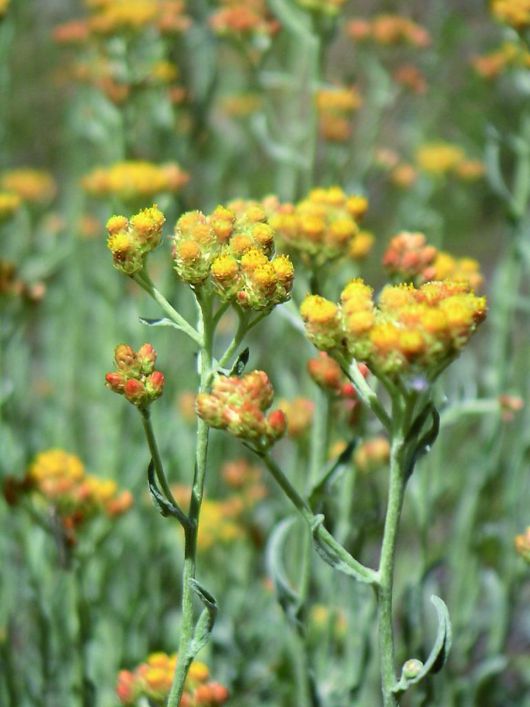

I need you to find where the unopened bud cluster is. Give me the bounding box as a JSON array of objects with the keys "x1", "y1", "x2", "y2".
[
  {"x1": 3, "y1": 450, "x2": 133, "y2": 543},
  {"x1": 383, "y1": 231, "x2": 483, "y2": 290},
  {"x1": 307, "y1": 351, "x2": 367, "y2": 398},
  {"x1": 196, "y1": 371, "x2": 286, "y2": 447},
  {"x1": 106, "y1": 206, "x2": 165, "y2": 274},
  {"x1": 106, "y1": 343, "x2": 165, "y2": 407},
  {"x1": 116, "y1": 652, "x2": 229, "y2": 706},
  {"x1": 269, "y1": 187, "x2": 370, "y2": 267},
  {"x1": 173, "y1": 204, "x2": 294, "y2": 309},
  {"x1": 301, "y1": 279, "x2": 487, "y2": 377}
]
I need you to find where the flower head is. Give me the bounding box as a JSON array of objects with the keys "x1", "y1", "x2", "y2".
[
  {"x1": 301, "y1": 278, "x2": 487, "y2": 379},
  {"x1": 106, "y1": 343, "x2": 165, "y2": 407},
  {"x1": 83, "y1": 161, "x2": 189, "y2": 202},
  {"x1": 196, "y1": 371, "x2": 286, "y2": 447},
  {"x1": 173, "y1": 203, "x2": 293, "y2": 310},
  {"x1": 106, "y1": 205, "x2": 165, "y2": 274}
]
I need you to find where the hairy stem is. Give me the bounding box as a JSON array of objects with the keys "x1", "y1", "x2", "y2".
[{"x1": 167, "y1": 293, "x2": 213, "y2": 707}]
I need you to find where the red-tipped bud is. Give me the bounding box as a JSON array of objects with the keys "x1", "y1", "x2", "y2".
[
  {"x1": 146, "y1": 371, "x2": 165, "y2": 399},
  {"x1": 124, "y1": 378, "x2": 146, "y2": 405},
  {"x1": 137, "y1": 343, "x2": 157, "y2": 374},
  {"x1": 266, "y1": 409, "x2": 287, "y2": 441},
  {"x1": 114, "y1": 344, "x2": 136, "y2": 370},
  {"x1": 105, "y1": 371, "x2": 127, "y2": 393},
  {"x1": 340, "y1": 382, "x2": 357, "y2": 399}
]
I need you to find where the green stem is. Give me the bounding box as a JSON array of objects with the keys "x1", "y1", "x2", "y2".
[
  {"x1": 376, "y1": 396, "x2": 415, "y2": 707},
  {"x1": 139, "y1": 407, "x2": 190, "y2": 529},
  {"x1": 261, "y1": 452, "x2": 377, "y2": 585},
  {"x1": 346, "y1": 361, "x2": 392, "y2": 431},
  {"x1": 133, "y1": 271, "x2": 203, "y2": 347},
  {"x1": 167, "y1": 293, "x2": 214, "y2": 707}
]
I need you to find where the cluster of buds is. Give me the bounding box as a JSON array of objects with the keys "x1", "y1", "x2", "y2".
[
  {"x1": 297, "y1": 0, "x2": 347, "y2": 16},
  {"x1": 209, "y1": 0, "x2": 279, "y2": 39},
  {"x1": 278, "y1": 398, "x2": 315, "y2": 438},
  {"x1": 106, "y1": 343, "x2": 165, "y2": 407},
  {"x1": 173, "y1": 203, "x2": 294, "y2": 310},
  {"x1": 415, "y1": 143, "x2": 484, "y2": 180},
  {"x1": 316, "y1": 86, "x2": 362, "y2": 142},
  {"x1": 117, "y1": 653, "x2": 229, "y2": 706},
  {"x1": 84, "y1": 0, "x2": 191, "y2": 37},
  {"x1": 83, "y1": 161, "x2": 189, "y2": 202},
  {"x1": 347, "y1": 15, "x2": 431, "y2": 47},
  {"x1": 106, "y1": 205, "x2": 165, "y2": 274},
  {"x1": 269, "y1": 187, "x2": 370, "y2": 268},
  {"x1": 515, "y1": 527, "x2": 530, "y2": 563},
  {"x1": 354, "y1": 436, "x2": 390, "y2": 473},
  {"x1": 196, "y1": 371, "x2": 286, "y2": 447},
  {"x1": 0, "y1": 168, "x2": 57, "y2": 204},
  {"x1": 491, "y1": 0, "x2": 530, "y2": 29},
  {"x1": 472, "y1": 42, "x2": 530, "y2": 80},
  {"x1": 4, "y1": 450, "x2": 133, "y2": 543},
  {"x1": 383, "y1": 232, "x2": 483, "y2": 290},
  {"x1": 301, "y1": 278, "x2": 487, "y2": 378}
]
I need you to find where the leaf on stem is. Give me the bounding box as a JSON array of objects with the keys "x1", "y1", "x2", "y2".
[
  {"x1": 228, "y1": 347, "x2": 250, "y2": 377},
  {"x1": 140, "y1": 316, "x2": 185, "y2": 332},
  {"x1": 311, "y1": 515, "x2": 375, "y2": 584},
  {"x1": 188, "y1": 579, "x2": 218, "y2": 658},
  {"x1": 147, "y1": 461, "x2": 189, "y2": 528},
  {"x1": 392, "y1": 594, "x2": 453, "y2": 695},
  {"x1": 266, "y1": 517, "x2": 304, "y2": 629}
]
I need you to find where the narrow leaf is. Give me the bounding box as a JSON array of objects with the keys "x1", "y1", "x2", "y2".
[
  {"x1": 188, "y1": 579, "x2": 218, "y2": 658},
  {"x1": 266, "y1": 517, "x2": 303, "y2": 628},
  {"x1": 393, "y1": 594, "x2": 452, "y2": 695}
]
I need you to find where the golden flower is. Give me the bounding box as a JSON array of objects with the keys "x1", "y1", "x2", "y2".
[
  {"x1": 492, "y1": 0, "x2": 530, "y2": 29},
  {"x1": 0, "y1": 192, "x2": 21, "y2": 221},
  {"x1": 301, "y1": 278, "x2": 487, "y2": 377}
]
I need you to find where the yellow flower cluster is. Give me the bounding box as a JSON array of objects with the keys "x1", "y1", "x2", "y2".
[
  {"x1": 431, "y1": 252, "x2": 483, "y2": 291},
  {"x1": 301, "y1": 279, "x2": 487, "y2": 377},
  {"x1": 83, "y1": 161, "x2": 189, "y2": 202},
  {"x1": 27, "y1": 449, "x2": 133, "y2": 532},
  {"x1": 86, "y1": 0, "x2": 191, "y2": 36},
  {"x1": 116, "y1": 652, "x2": 229, "y2": 705},
  {"x1": 107, "y1": 205, "x2": 165, "y2": 274},
  {"x1": 0, "y1": 0, "x2": 9, "y2": 18},
  {"x1": 1, "y1": 169, "x2": 57, "y2": 204},
  {"x1": 491, "y1": 0, "x2": 530, "y2": 29},
  {"x1": 297, "y1": 0, "x2": 346, "y2": 16},
  {"x1": 347, "y1": 15, "x2": 430, "y2": 47},
  {"x1": 473, "y1": 42, "x2": 530, "y2": 79},
  {"x1": 269, "y1": 187, "x2": 370, "y2": 268},
  {"x1": 316, "y1": 86, "x2": 362, "y2": 142},
  {"x1": 173, "y1": 204, "x2": 294, "y2": 309},
  {"x1": 0, "y1": 192, "x2": 21, "y2": 222},
  {"x1": 415, "y1": 143, "x2": 484, "y2": 179},
  {"x1": 209, "y1": 0, "x2": 279, "y2": 38}
]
